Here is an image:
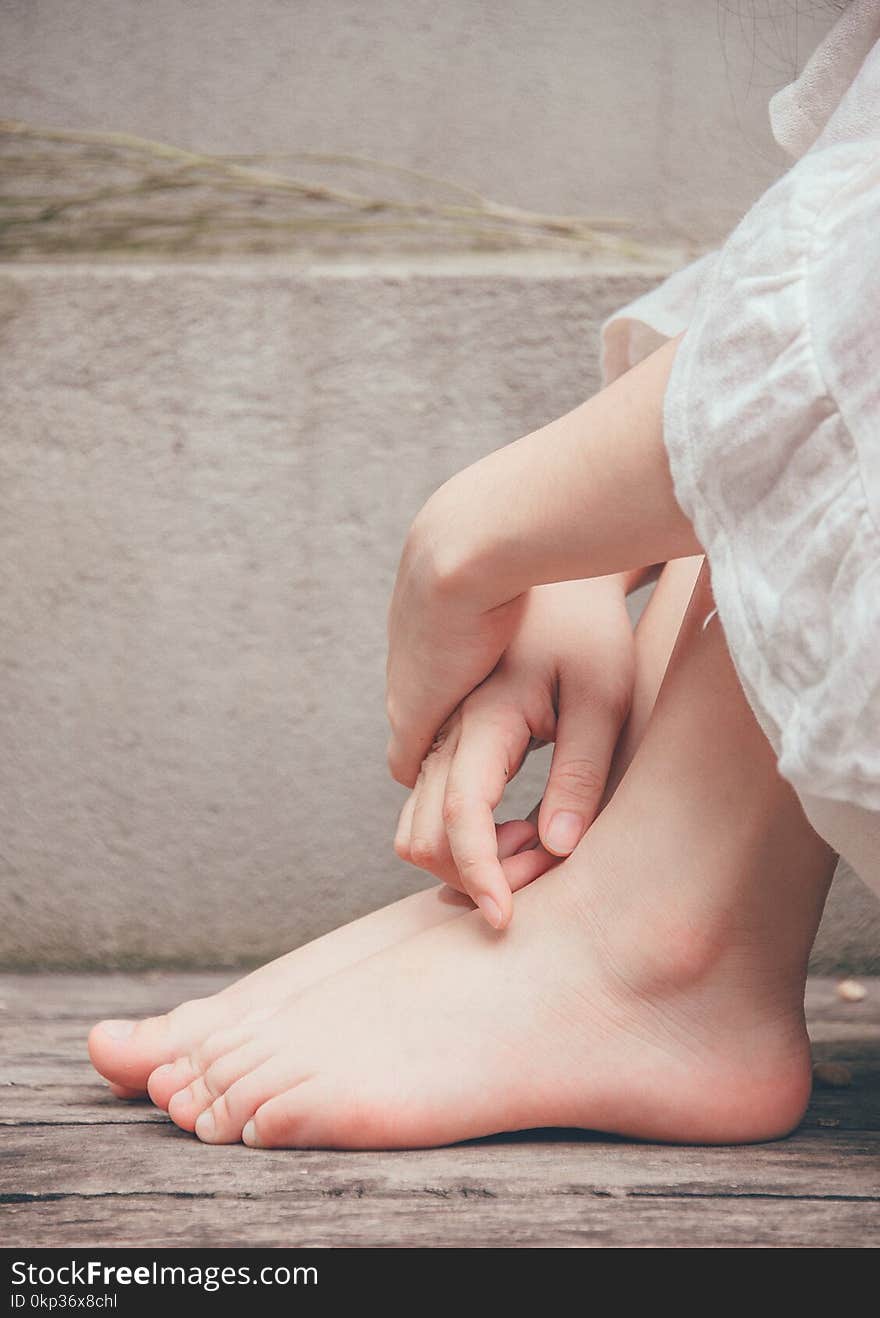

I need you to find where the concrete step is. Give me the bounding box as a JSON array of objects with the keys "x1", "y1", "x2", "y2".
[{"x1": 1, "y1": 257, "x2": 876, "y2": 969}]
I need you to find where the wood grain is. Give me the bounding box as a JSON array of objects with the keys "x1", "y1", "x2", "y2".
[{"x1": 1, "y1": 974, "x2": 878, "y2": 1248}]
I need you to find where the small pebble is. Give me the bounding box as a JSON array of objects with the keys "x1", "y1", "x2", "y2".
[
  {"x1": 817, "y1": 1117, "x2": 839, "y2": 1129},
  {"x1": 836, "y1": 978, "x2": 867, "y2": 1003},
  {"x1": 812, "y1": 1061, "x2": 853, "y2": 1088}
]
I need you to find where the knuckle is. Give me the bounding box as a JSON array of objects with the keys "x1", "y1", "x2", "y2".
[
  {"x1": 441, "y1": 788, "x2": 468, "y2": 829},
  {"x1": 387, "y1": 745, "x2": 416, "y2": 789},
  {"x1": 409, "y1": 833, "x2": 443, "y2": 869},
  {"x1": 190, "y1": 1044, "x2": 211, "y2": 1075},
  {"x1": 385, "y1": 689, "x2": 405, "y2": 738},
  {"x1": 551, "y1": 757, "x2": 607, "y2": 802},
  {"x1": 221, "y1": 1080, "x2": 247, "y2": 1122},
  {"x1": 455, "y1": 855, "x2": 483, "y2": 882},
  {"x1": 603, "y1": 678, "x2": 634, "y2": 725},
  {"x1": 393, "y1": 833, "x2": 412, "y2": 862},
  {"x1": 460, "y1": 693, "x2": 519, "y2": 737},
  {"x1": 203, "y1": 1062, "x2": 223, "y2": 1098}
]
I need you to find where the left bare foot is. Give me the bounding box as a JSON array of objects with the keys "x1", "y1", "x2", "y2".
[
  {"x1": 91, "y1": 553, "x2": 702, "y2": 1105},
  {"x1": 157, "y1": 806, "x2": 821, "y2": 1150},
  {"x1": 88, "y1": 881, "x2": 478, "y2": 1099}
]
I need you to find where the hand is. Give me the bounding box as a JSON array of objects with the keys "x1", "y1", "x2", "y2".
[
  {"x1": 385, "y1": 473, "x2": 528, "y2": 789},
  {"x1": 386, "y1": 338, "x2": 698, "y2": 790},
  {"x1": 393, "y1": 576, "x2": 636, "y2": 927}
]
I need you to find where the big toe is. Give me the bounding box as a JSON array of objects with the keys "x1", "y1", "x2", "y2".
[{"x1": 88, "y1": 1015, "x2": 177, "y2": 1093}]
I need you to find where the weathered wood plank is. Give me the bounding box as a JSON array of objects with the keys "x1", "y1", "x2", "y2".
[
  {"x1": 0, "y1": 975, "x2": 877, "y2": 1248},
  {"x1": 2, "y1": 1191, "x2": 878, "y2": 1249},
  {"x1": 3, "y1": 1123, "x2": 879, "y2": 1200},
  {"x1": 0, "y1": 1088, "x2": 168, "y2": 1126}
]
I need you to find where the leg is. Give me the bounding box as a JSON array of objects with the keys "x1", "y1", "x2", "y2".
[
  {"x1": 99, "y1": 561, "x2": 698, "y2": 1102},
  {"x1": 165, "y1": 562, "x2": 835, "y2": 1147}
]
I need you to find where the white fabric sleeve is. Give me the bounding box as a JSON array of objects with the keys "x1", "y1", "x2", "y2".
[
  {"x1": 662, "y1": 138, "x2": 880, "y2": 825},
  {"x1": 600, "y1": 252, "x2": 718, "y2": 385}
]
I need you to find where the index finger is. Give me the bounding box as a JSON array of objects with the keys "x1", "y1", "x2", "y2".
[{"x1": 443, "y1": 704, "x2": 531, "y2": 929}]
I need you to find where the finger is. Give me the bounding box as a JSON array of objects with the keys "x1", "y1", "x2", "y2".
[
  {"x1": 406, "y1": 725, "x2": 461, "y2": 882},
  {"x1": 396, "y1": 729, "x2": 534, "y2": 883},
  {"x1": 501, "y1": 844, "x2": 558, "y2": 891},
  {"x1": 386, "y1": 593, "x2": 527, "y2": 788},
  {"x1": 538, "y1": 682, "x2": 620, "y2": 857},
  {"x1": 393, "y1": 788, "x2": 419, "y2": 862},
  {"x1": 496, "y1": 817, "x2": 538, "y2": 859},
  {"x1": 443, "y1": 704, "x2": 532, "y2": 929}
]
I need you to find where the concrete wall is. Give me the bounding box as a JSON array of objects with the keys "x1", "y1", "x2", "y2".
[
  {"x1": 3, "y1": 2, "x2": 875, "y2": 971},
  {"x1": 1, "y1": 260, "x2": 877, "y2": 972},
  {"x1": 2, "y1": 0, "x2": 837, "y2": 246}
]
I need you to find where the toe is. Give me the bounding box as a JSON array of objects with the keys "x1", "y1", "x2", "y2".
[
  {"x1": 190, "y1": 1022, "x2": 260, "y2": 1072},
  {"x1": 89, "y1": 992, "x2": 254, "y2": 1097},
  {"x1": 147, "y1": 1055, "x2": 200, "y2": 1109},
  {"x1": 107, "y1": 1081, "x2": 146, "y2": 1101},
  {"x1": 147, "y1": 1024, "x2": 266, "y2": 1112},
  {"x1": 243, "y1": 1083, "x2": 321, "y2": 1149},
  {"x1": 167, "y1": 1076, "x2": 214, "y2": 1132},
  {"x1": 88, "y1": 1016, "x2": 171, "y2": 1092},
  {"x1": 165, "y1": 1035, "x2": 272, "y2": 1132},
  {"x1": 195, "y1": 1060, "x2": 302, "y2": 1144},
  {"x1": 200, "y1": 1041, "x2": 273, "y2": 1104}
]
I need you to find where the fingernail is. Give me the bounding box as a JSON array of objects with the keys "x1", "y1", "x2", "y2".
[
  {"x1": 242, "y1": 1119, "x2": 262, "y2": 1147},
  {"x1": 545, "y1": 811, "x2": 584, "y2": 855},
  {"x1": 477, "y1": 895, "x2": 504, "y2": 929},
  {"x1": 100, "y1": 1020, "x2": 135, "y2": 1041}
]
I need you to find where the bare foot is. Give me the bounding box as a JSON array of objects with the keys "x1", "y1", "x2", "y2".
[
  {"x1": 158, "y1": 566, "x2": 836, "y2": 1148},
  {"x1": 88, "y1": 882, "x2": 476, "y2": 1098},
  {"x1": 92, "y1": 560, "x2": 701, "y2": 1102}
]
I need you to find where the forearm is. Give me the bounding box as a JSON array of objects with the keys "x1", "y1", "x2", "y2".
[{"x1": 438, "y1": 337, "x2": 699, "y2": 608}]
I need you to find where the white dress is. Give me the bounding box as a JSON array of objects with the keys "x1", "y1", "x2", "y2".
[{"x1": 602, "y1": 0, "x2": 880, "y2": 894}]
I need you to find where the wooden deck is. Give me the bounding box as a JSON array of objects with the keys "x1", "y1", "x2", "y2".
[{"x1": 1, "y1": 973, "x2": 878, "y2": 1248}]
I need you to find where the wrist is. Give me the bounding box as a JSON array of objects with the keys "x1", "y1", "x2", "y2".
[
  {"x1": 423, "y1": 467, "x2": 521, "y2": 612},
  {"x1": 480, "y1": 338, "x2": 698, "y2": 593}
]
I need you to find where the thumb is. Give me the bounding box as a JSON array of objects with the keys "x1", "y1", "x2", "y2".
[{"x1": 538, "y1": 685, "x2": 618, "y2": 857}]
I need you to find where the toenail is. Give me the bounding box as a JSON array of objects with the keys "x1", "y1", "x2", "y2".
[
  {"x1": 100, "y1": 1020, "x2": 135, "y2": 1040},
  {"x1": 167, "y1": 1087, "x2": 191, "y2": 1115},
  {"x1": 242, "y1": 1120, "x2": 262, "y2": 1148},
  {"x1": 151, "y1": 1063, "x2": 174, "y2": 1076},
  {"x1": 195, "y1": 1110, "x2": 216, "y2": 1141}
]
